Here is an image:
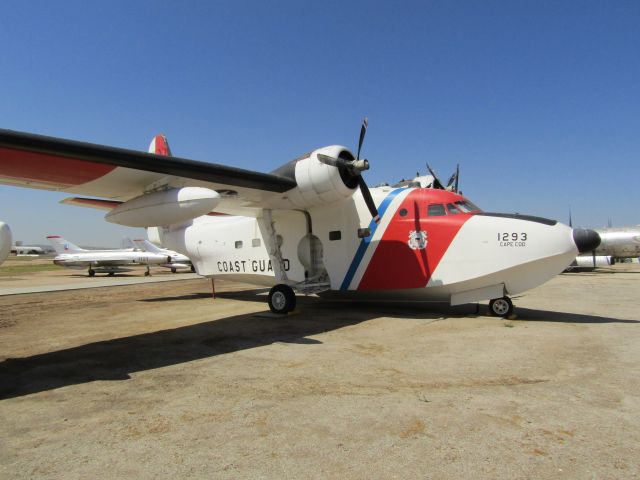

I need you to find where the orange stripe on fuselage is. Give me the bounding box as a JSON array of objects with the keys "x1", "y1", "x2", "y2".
[
  {"x1": 357, "y1": 189, "x2": 473, "y2": 290},
  {"x1": 0, "y1": 147, "x2": 116, "y2": 187}
]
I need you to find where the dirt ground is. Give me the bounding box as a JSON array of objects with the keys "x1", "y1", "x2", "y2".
[{"x1": 1, "y1": 264, "x2": 639, "y2": 479}]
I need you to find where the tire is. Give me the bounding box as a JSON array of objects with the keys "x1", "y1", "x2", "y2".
[
  {"x1": 88, "y1": 269, "x2": 95, "y2": 277},
  {"x1": 171, "y1": 267, "x2": 177, "y2": 273},
  {"x1": 268, "y1": 284, "x2": 296, "y2": 314},
  {"x1": 489, "y1": 296, "x2": 514, "y2": 318}
]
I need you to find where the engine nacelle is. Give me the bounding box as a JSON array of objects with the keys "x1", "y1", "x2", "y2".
[
  {"x1": 105, "y1": 187, "x2": 221, "y2": 227},
  {"x1": 282, "y1": 146, "x2": 358, "y2": 209}
]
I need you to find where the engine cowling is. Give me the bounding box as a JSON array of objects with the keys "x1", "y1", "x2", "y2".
[{"x1": 279, "y1": 146, "x2": 359, "y2": 209}]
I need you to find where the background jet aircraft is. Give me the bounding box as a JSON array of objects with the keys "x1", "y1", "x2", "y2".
[
  {"x1": 47, "y1": 235, "x2": 171, "y2": 276},
  {"x1": 132, "y1": 238, "x2": 194, "y2": 273}
]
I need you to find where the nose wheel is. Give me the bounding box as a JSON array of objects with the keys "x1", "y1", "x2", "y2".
[
  {"x1": 268, "y1": 284, "x2": 296, "y2": 314},
  {"x1": 489, "y1": 296, "x2": 514, "y2": 317}
]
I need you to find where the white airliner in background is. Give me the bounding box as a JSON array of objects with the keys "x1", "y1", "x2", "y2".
[
  {"x1": 47, "y1": 236, "x2": 171, "y2": 276},
  {"x1": 569, "y1": 223, "x2": 639, "y2": 269},
  {"x1": 132, "y1": 238, "x2": 194, "y2": 273},
  {"x1": 0, "y1": 123, "x2": 600, "y2": 317}
]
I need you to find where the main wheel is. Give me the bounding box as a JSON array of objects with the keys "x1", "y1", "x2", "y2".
[
  {"x1": 88, "y1": 269, "x2": 95, "y2": 277},
  {"x1": 171, "y1": 267, "x2": 177, "y2": 273},
  {"x1": 268, "y1": 284, "x2": 296, "y2": 314},
  {"x1": 489, "y1": 296, "x2": 514, "y2": 317}
]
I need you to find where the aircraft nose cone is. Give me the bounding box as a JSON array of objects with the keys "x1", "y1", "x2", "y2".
[{"x1": 572, "y1": 228, "x2": 601, "y2": 253}]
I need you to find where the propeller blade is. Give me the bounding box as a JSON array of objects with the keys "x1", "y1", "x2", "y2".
[
  {"x1": 317, "y1": 153, "x2": 343, "y2": 168},
  {"x1": 356, "y1": 117, "x2": 368, "y2": 160},
  {"x1": 357, "y1": 176, "x2": 380, "y2": 224},
  {"x1": 426, "y1": 163, "x2": 445, "y2": 189},
  {"x1": 454, "y1": 163, "x2": 459, "y2": 193},
  {"x1": 446, "y1": 171, "x2": 456, "y2": 189},
  {"x1": 317, "y1": 154, "x2": 369, "y2": 173}
]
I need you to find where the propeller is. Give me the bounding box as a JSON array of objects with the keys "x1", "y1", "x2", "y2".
[
  {"x1": 446, "y1": 164, "x2": 460, "y2": 192},
  {"x1": 426, "y1": 163, "x2": 445, "y2": 190},
  {"x1": 317, "y1": 117, "x2": 380, "y2": 223},
  {"x1": 426, "y1": 163, "x2": 461, "y2": 193}
]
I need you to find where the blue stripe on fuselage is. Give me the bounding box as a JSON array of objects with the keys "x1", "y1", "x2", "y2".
[{"x1": 339, "y1": 187, "x2": 406, "y2": 290}]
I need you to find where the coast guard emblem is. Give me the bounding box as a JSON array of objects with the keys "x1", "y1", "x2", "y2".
[{"x1": 408, "y1": 230, "x2": 427, "y2": 250}]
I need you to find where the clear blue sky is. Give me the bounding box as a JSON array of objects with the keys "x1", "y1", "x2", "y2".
[{"x1": 1, "y1": 0, "x2": 638, "y2": 246}]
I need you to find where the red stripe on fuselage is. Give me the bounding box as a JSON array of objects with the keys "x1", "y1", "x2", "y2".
[
  {"x1": 357, "y1": 189, "x2": 474, "y2": 290},
  {"x1": 0, "y1": 147, "x2": 116, "y2": 187}
]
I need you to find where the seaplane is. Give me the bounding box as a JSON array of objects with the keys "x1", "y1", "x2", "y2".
[{"x1": 0, "y1": 121, "x2": 600, "y2": 317}]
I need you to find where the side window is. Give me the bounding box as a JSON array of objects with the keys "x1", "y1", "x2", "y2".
[
  {"x1": 427, "y1": 204, "x2": 446, "y2": 216},
  {"x1": 399, "y1": 208, "x2": 408, "y2": 217},
  {"x1": 252, "y1": 238, "x2": 261, "y2": 247},
  {"x1": 447, "y1": 203, "x2": 461, "y2": 214},
  {"x1": 235, "y1": 241, "x2": 243, "y2": 249}
]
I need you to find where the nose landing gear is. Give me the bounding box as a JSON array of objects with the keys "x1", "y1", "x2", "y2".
[{"x1": 489, "y1": 296, "x2": 514, "y2": 318}]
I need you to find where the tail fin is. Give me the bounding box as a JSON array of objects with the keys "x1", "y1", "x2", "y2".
[
  {"x1": 148, "y1": 134, "x2": 172, "y2": 156},
  {"x1": 132, "y1": 238, "x2": 164, "y2": 254},
  {"x1": 46, "y1": 236, "x2": 86, "y2": 254},
  {"x1": 121, "y1": 237, "x2": 136, "y2": 250}
]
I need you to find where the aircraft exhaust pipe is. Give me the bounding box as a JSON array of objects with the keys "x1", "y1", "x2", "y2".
[{"x1": 572, "y1": 228, "x2": 601, "y2": 253}]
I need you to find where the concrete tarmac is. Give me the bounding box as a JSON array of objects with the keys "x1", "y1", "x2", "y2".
[
  {"x1": 1, "y1": 264, "x2": 639, "y2": 479},
  {"x1": 0, "y1": 272, "x2": 201, "y2": 296}
]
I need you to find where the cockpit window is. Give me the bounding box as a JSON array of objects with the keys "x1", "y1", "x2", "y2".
[
  {"x1": 455, "y1": 200, "x2": 481, "y2": 212},
  {"x1": 454, "y1": 201, "x2": 471, "y2": 212},
  {"x1": 447, "y1": 203, "x2": 461, "y2": 214},
  {"x1": 427, "y1": 204, "x2": 447, "y2": 216}
]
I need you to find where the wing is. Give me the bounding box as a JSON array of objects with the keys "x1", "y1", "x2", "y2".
[
  {"x1": 59, "y1": 196, "x2": 231, "y2": 217},
  {"x1": 0, "y1": 129, "x2": 297, "y2": 216}
]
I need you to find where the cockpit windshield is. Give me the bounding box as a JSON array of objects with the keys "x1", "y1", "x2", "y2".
[
  {"x1": 426, "y1": 199, "x2": 482, "y2": 217},
  {"x1": 455, "y1": 200, "x2": 481, "y2": 212}
]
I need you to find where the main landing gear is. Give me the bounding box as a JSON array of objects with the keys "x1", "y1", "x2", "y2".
[
  {"x1": 489, "y1": 296, "x2": 514, "y2": 318},
  {"x1": 267, "y1": 284, "x2": 297, "y2": 315}
]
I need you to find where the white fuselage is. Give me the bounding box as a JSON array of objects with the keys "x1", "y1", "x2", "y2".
[
  {"x1": 154, "y1": 186, "x2": 581, "y2": 304},
  {"x1": 53, "y1": 250, "x2": 170, "y2": 269},
  {"x1": 594, "y1": 227, "x2": 640, "y2": 258}
]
